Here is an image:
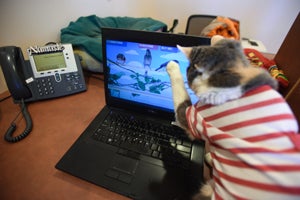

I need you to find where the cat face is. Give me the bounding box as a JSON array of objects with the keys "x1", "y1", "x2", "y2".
[{"x1": 178, "y1": 39, "x2": 248, "y2": 94}]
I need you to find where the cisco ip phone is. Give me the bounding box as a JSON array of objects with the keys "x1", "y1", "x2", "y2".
[{"x1": 0, "y1": 43, "x2": 87, "y2": 142}]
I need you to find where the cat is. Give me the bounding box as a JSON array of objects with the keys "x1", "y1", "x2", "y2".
[{"x1": 166, "y1": 35, "x2": 300, "y2": 199}]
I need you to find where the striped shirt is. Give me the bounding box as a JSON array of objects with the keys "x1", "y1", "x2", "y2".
[{"x1": 186, "y1": 85, "x2": 300, "y2": 200}]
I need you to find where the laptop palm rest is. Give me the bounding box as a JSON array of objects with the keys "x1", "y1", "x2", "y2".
[
  {"x1": 112, "y1": 155, "x2": 139, "y2": 174},
  {"x1": 105, "y1": 154, "x2": 139, "y2": 184}
]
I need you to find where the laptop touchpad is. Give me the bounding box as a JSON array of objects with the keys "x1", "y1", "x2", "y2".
[{"x1": 112, "y1": 154, "x2": 139, "y2": 174}]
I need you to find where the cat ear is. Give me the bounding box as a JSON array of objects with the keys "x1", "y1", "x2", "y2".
[
  {"x1": 177, "y1": 45, "x2": 192, "y2": 58},
  {"x1": 211, "y1": 35, "x2": 224, "y2": 46}
]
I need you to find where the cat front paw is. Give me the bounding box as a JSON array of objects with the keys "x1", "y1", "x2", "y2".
[
  {"x1": 166, "y1": 60, "x2": 180, "y2": 76},
  {"x1": 199, "y1": 92, "x2": 229, "y2": 105},
  {"x1": 198, "y1": 87, "x2": 242, "y2": 105}
]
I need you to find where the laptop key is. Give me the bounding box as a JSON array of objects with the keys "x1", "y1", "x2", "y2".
[
  {"x1": 120, "y1": 141, "x2": 152, "y2": 156},
  {"x1": 176, "y1": 144, "x2": 191, "y2": 153},
  {"x1": 182, "y1": 140, "x2": 192, "y2": 147},
  {"x1": 91, "y1": 111, "x2": 193, "y2": 169},
  {"x1": 152, "y1": 150, "x2": 159, "y2": 158},
  {"x1": 150, "y1": 143, "x2": 158, "y2": 151}
]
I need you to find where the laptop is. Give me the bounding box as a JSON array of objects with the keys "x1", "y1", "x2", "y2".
[{"x1": 56, "y1": 28, "x2": 210, "y2": 200}]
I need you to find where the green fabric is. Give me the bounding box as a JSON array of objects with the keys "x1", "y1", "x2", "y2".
[{"x1": 60, "y1": 15, "x2": 167, "y2": 62}]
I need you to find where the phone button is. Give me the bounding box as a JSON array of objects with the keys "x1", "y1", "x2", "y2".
[{"x1": 54, "y1": 73, "x2": 61, "y2": 82}]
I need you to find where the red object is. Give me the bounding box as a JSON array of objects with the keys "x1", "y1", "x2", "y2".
[{"x1": 244, "y1": 48, "x2": 289, "y2": 88}]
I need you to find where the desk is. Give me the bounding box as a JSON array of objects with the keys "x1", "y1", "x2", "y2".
[{"x1": 0, "y1": 75, "x2": 130, "y2": 200}]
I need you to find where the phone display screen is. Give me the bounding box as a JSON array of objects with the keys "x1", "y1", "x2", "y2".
[{"x1": 32, "y1": 52, "x2": 66, "y2": 72}]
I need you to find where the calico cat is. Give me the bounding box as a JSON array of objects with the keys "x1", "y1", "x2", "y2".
[{"x1": 167, "y1": 35, "x2": 300, "y2": 199}]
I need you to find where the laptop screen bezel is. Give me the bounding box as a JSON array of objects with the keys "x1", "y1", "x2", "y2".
[{"x1": 101, "y1": 28, "x2": 210, "y2": 120}]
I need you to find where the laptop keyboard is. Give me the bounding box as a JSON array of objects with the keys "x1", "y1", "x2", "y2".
[{"x1": 91, "y1": 111, "x2": 192, "y2": 168}]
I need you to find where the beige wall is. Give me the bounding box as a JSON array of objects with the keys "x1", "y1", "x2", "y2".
[
  {"x1": 0, "y1": 68, "x2": 7, "y2": 93},
  {"x1": 0, "y1": 0, "x2": 299, "y2": 92}
]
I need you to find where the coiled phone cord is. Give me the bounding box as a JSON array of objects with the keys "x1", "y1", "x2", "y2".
[{"x1": 4, "y1": 99, "x2": 33, "y2": 143}]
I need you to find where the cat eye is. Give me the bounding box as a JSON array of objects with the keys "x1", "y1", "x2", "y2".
[
  {"x1": 187, "y1": 66, "x2": 203, "y2": 84},
  {"x1": 194, "y1": 64, "x2": 204, "y2": 76}
]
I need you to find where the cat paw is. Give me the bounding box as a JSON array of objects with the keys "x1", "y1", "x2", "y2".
[
  {"x1": 166, "y1": 60, "x2": 180, "y2": 76},
  {"x1": 204, "y1": 153, "x2": 213, "y2": 167},
  {"x1": 198, "y1": 92, "x2": 227, "y2": 105},
  {"x1": 192, "y1": 180, "x2": 214, "y2": 200},
  {"x1": 200, "y1": 180, "x2": 214, "y2": 197},
  {"x1": 198, "y1": 87, "x2": 242, "y2": 105}
]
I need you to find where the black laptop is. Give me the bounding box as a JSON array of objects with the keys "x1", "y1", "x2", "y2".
[{"x1": 56, "y1": 28, "x2": 210, "y2": 200}]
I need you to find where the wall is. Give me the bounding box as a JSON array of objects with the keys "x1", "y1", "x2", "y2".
[
  {"x1": 0, "y1": 0, "x2": 299, "y2": 92},
  {"x1": 0, "y1": 68, "x2": 6, "y2": 93}
]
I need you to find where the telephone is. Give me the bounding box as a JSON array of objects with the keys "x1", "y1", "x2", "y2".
[{"x1": 0, "y1": 43, "x2": 87, "y2": 142}]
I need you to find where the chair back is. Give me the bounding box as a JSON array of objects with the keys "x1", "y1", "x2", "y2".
[{"x1": 185, "y1": 14, "x2": 240, "y2": 37}]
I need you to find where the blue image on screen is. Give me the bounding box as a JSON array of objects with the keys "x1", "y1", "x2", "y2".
[{"x1": 106, "y1": 40, "x2": 198, "y2": 112}]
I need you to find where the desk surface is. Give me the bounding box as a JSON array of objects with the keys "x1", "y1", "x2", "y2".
[{"x1": 0, "y1": 75, "x2": 130, "y2": 200}]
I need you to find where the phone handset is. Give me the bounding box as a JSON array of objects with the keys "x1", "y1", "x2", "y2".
[
  {"x1": 0, "y1": 46, "x2": 33, "y2": 143},
  {"x1": 1, "y1": 43, "x2": 86, "y2": 142},
  {"x1": 0, "y1": 46, "x2": 32, "y2": 100}
]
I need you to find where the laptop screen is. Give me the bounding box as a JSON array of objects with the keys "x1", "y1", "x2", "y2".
[{"x1": 102, "y1": 28, "x2": 210, "y2": 118}]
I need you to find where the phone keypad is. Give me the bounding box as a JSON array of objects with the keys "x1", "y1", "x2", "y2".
[
  {"x1": 34, "y1": 72, "x2": 85, "y2": 99},
  {"x1": 65, "y1": 73, "x2": 85, "y2": 90},
  {"x1": 36, "y1": 78, "x2": 54, "y2": 96}
]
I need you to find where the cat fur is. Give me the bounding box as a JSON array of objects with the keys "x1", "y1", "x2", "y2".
[
  {"x1": 166, "y1": 36, "x2": 299, "y2": 199},
  {"x1": 167, "y1": 35, "x2": 277, "y2": 137}
]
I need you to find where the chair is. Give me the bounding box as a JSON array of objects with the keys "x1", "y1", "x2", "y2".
[
  {"x1": 185, "y1": 15, "x2": 215, "y2": 35},
  {"x1": 185, "y1": 14, "x2": 240, "y2": 37}
]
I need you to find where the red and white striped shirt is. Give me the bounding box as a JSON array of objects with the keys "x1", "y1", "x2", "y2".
[{"x1": 186, "y1": 85, "x2": 300, "y2": 200}]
